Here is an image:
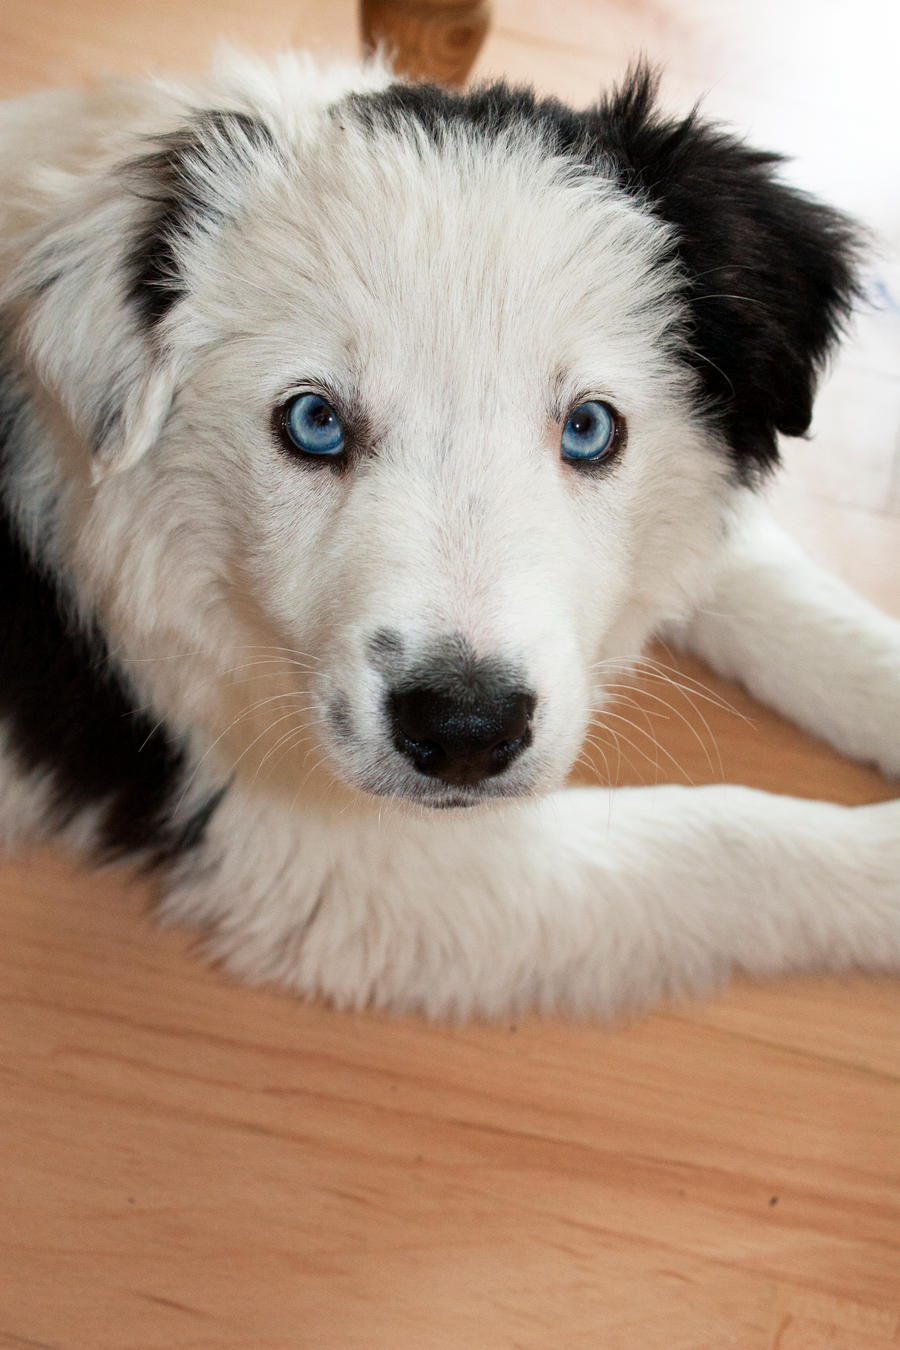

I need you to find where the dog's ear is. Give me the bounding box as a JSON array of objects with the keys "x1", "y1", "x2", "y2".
[
  {"x1": 4, "y1": 109, "x2": 275, "y2": 479},
  {"x1": 590, "y1": 67, "x2": 861, "y2": 477}
]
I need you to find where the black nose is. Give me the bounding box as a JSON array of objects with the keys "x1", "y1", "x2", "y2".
[{"x1": 389, "y1": 682, "x2": 536, "y2": 786}]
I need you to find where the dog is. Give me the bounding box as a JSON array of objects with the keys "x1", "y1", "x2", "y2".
[{"x1": 0, "y1": 49, "x2": 898, "y2": 1018}]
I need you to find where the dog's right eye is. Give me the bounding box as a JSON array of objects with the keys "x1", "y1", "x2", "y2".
[
  {"x1": 278, "y1": 394, "x2": 345, "y2": 459},
  {"x1": 561, "y1": 400, "x2": 622, "y2": 465}
]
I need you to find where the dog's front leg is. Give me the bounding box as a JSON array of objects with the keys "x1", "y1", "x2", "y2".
[
  {"x1": 669, "y1": 504, "x2": 900, "y2": 777},
  {"x1": 170, "y1": 784, "x2": 900, "y2": 1018}
]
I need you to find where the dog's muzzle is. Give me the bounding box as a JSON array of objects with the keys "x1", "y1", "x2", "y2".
[{"x1": 389, "y1": 681, "x2": 536, "y2": 788}]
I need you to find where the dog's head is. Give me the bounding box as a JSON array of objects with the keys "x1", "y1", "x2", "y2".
[{"x1": 6, "y1": 58, "x2": 859, "y2": 809}]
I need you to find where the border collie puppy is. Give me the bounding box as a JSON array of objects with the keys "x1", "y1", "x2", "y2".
[{"x1": 0, "y1": 51, "x2": 898, "y2": 1017}]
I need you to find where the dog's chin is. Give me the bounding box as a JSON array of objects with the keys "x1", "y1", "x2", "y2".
[
  {"x1": 323, "y1": 746, "x2": 547, "y2": 811},
  {"x1": 391, "y1": 781, "x2": 536, "y2": 811},
  {"x1": 316, "y1": 723, "x2": 571, "y2": 810},
  {"x1": 354, "y1": 771, "x2": 537, "y2": 811}
]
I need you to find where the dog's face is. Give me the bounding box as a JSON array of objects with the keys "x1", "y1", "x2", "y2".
[
  {"x1": 166, "y1": 118, "x2": 728, "y2": 806},
  {"x1": 7, "y1": 62, "x2": 857, "y2": 809}
]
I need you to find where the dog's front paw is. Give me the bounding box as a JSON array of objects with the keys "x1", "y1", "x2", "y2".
[
  {"x1": 814, "y1": 632, "x2": 900, "y2": 781},
  {"x1": 845, "y1": 617, "x2": 900, "y2": 780},
  {"x1": 863, "y1": 798, "x2": 900, "y2": 869},
  {"x1": 848, "y1": 800, "x2": 900, "y2": 967}
]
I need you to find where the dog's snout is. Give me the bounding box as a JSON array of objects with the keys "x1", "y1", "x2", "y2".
[{"x1": 390, "y1": 682, "x2": 536, "y2": 786}]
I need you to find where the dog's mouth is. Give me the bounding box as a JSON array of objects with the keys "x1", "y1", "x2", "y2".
[
  {"x1": 351, "y1": 760, "x2": 537, "y2": 809},
  {"x1": 431, "y1": 795, "x2": 480, "y2": 810}
]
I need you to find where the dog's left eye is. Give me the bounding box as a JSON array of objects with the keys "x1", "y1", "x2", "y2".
[
  {"x1": 561, "y1": 401, "x2": 621, "y2": 464},
  {"x1": 279, "y1": 393, "x2": 345, "y2": 458}
]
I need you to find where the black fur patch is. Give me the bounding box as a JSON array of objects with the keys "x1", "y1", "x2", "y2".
[
  {"x1": 0, "y1": 350, "x2": 224, "y2": 866},
  {"x1": 127, "y1": 109, "x2": 274, "y2": 329},
  {"x1": 348, "y1": 69, "x2": 861, "y2": 479}
]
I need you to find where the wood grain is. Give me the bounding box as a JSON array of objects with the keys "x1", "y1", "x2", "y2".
[
  {"x1": 1, "y1": 1, "x2": 899, "y2": 1347},
  {"x1": 360, "y1": 0, "x2": 491, "y2": 85}
]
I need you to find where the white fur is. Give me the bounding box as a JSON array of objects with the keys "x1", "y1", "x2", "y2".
[{"x1": 1, "y1": 51, "x2": 898, "y2": 1019}]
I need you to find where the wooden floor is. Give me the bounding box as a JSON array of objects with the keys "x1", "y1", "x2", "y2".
[{"x1": 1, "y1": 3, "x2": 899, "y2": 1347}]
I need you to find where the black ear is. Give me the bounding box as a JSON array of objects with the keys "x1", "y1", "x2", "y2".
[
  {"x1": 590, "y1": 67, "x2": 862, "y2": 478},
  {"x1": 3, "y1": 108, "x2": 274, "y2": 477},
  {"x1": 127, "y1": 109, "x2": 276, "y2": 330}
]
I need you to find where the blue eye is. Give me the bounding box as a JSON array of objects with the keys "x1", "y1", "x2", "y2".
[
  {"x1": 281, "y1": 393, "x2": 345, "y2": 457},
  {"x1": 561, "y1": 400, "x2": 621, "y2": 463}
]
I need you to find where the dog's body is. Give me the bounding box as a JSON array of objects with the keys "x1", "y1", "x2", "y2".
[{"x1": 0, "y1": 51, "x2": 898, "y2": 1017}]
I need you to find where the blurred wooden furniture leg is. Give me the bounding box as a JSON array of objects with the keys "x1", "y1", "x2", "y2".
[{"x1": 360, "y1": 0, "x2": 491, "y2": 86}]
